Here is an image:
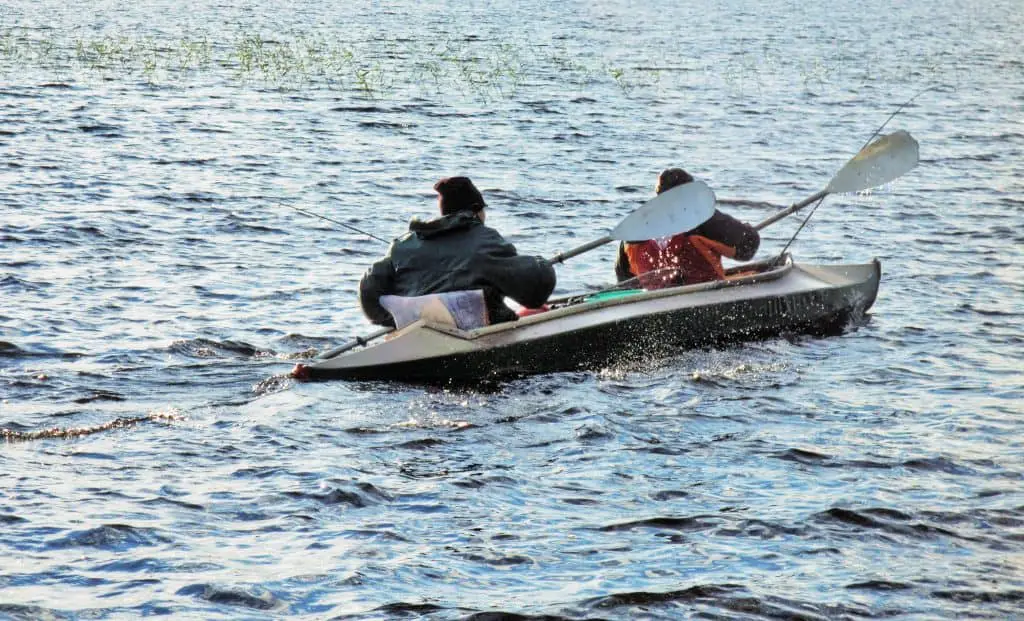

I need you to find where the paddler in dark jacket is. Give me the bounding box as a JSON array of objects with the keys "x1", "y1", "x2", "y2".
[
  {"x1": 358, "y1": 176, "x2": 556, "y2": 327},
  {"x1": 614, "y1": 167, "x2": 760, "y2": 289}
]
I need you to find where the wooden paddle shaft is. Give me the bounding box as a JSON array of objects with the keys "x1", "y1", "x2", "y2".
[
  {"x1": 319, "y1": 326, "x2": 393, "y2": 359},
  {"x1": 548, "y1": 235, "x2": 613, "y2": 264},
  {"x1": 755, "y1": 190, "x2": 827, "y2": 231}
]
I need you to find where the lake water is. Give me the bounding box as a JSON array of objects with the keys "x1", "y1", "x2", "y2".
[{"x1": 2, "y1": 0, "x2": 1022, "y2": 618}]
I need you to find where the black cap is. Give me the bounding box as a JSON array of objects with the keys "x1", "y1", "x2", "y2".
[
  {"x1": 656, "y1": 168, "x2": 694, "y2": 194},
  {"x1": 434, "y1": 176, "x2": 486, "y2": 215}
]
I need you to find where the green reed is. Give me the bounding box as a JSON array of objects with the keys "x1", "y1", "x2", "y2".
[
  {"x1": 0, "y1": 27, "x2": 645, "y2": 98},
  {"x1": 0, "y1": 27, "x2": 959, "y2": 99}
]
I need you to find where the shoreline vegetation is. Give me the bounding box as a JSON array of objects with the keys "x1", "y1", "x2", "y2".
[{"x1": 0, "y1": 28, "x2": 958, "y2": 100}]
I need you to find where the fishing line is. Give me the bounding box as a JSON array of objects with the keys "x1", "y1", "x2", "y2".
[
  {"x1": 280, "y1": 202, "x2": 390, "y2": 244},
  {"x1": 776, "y1": 85, "x2": 936, "y2": 258},
  {"x1": 776, "y1": 194, "x2": 827, "y2": 260},
  {"x1": 857, "y1": 84, "x2": 939, "y2": 150}
]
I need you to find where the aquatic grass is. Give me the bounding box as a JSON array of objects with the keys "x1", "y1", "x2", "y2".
[
  {"x1": 399, "y1": 36, "x2": 526, "y2": 101},
  {"x1": 231, "y1": 32, "x2": 391, "y2": 95},
  {"x1": 74, "y1": 36, "x2": 147, "y2": 70},
  {"x1": 0, "y1": 26, "x2": 964, "y2": 100},
  {"x1": 177, "y1": 36, "x2": 212, "y2": 71},
  {"x1": 0, "y1": 27, "x2": 630, "y2": 99},
  {"x1": 439, "y1": 39, "x2": 528, "y2": 101}
]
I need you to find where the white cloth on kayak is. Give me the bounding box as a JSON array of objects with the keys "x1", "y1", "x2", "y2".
[{"x1": 380, "y1": 290, "x2": 489, "y2": 330}]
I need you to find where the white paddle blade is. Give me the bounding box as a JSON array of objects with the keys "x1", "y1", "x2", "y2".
[
  {"x1": 610, "y1": 179, "x2": 717, "y2": 241},
  {"x1": 826, "y1": 130, "x2": 920, "y2": 194}
]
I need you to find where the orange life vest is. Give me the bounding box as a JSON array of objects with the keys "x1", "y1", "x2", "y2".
[{"x1": 623, "y1": 234, "x2": 733, "y2": 289}]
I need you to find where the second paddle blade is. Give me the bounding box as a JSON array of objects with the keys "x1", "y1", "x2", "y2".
[{"x1": 826, "y1": 130, "x2": 920, "y2": 195}]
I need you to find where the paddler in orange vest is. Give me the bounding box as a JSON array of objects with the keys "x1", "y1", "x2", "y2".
[{"x1": 614, "y1": 167, "x2": 760, "y2": 289}]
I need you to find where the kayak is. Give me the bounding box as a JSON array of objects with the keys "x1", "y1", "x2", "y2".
[{"x1": 296, "y1": 254, "x2": 880, "y2": 383}]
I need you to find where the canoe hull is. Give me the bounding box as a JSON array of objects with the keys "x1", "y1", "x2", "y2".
[{"x1": 304, "y1": 258, "x2": 881, "y2": 383}]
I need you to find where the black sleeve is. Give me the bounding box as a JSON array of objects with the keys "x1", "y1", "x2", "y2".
[
  {"x1": 693, "y1": 210, "x2": 760, "y2": 261},
  {"x1": 614, "y1": 241, "x2": 634, "y2": 282},
  {"x1": 478, "y1": 254, "x2": 557, "y2": 309},
  {"x1": 505, "y1": 256, "x2": 556, "y2": 308},
  {"x1": 475, "y1": 227, "x2": 557, "y2": 308},
  {"x1": 357, "y1": 257, "x2": 397, "y2": 327}
]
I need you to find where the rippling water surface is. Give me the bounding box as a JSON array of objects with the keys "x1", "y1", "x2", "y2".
[{"x1": 2, "y1": 0, "x2": 1023, "y2": 618}]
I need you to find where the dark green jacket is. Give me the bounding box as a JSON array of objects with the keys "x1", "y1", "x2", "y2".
[{"x1": 358, "y1": 211, "x2": 556, "y2": 327}]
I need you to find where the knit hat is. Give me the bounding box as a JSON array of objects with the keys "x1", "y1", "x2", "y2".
[
  {"x1": 655, "y1": 168, "x2": 694, "y2": 195},
  {"x1": 434, "y1": 176, "x2": 486, "y2": 215}
]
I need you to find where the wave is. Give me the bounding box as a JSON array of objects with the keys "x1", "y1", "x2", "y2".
[
  {"x1": 167, "y1": 338, "x2": 271, "y2": 359},
  {"x1": 815, "y1": 507, "x2": 966, "y2": 541},
  {"x1": 175, "y1": 583, "x2": 283, "y2": 612},
  {"x1": 1, "y1": 411, "x2": 183, "y2": 442},
  {"x1": 283, "y1": 481, "x2": 393, "y2": 508},
  {"x1": 45, "y1": 523, "x2": 172, "y2": 551}
]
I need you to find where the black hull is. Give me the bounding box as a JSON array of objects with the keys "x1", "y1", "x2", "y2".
[{"x1": 305, "y1": 259, "x2": 881, "y2": 384}]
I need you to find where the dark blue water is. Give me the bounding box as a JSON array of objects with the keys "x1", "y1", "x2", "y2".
[{"x1": 2, "y1": 0, "x2": 1023, "y2": 618}]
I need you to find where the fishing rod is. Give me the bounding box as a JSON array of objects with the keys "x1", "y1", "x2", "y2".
[
  {"x1": 774, "y1": 86, "x2": 935, "y2": 258},
  {"x1": 277, "y1": 201, "x2": 391, "y2": 364},
  {"x1": 280, "y1": 202, "x2": 390, "y2": 244}
]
